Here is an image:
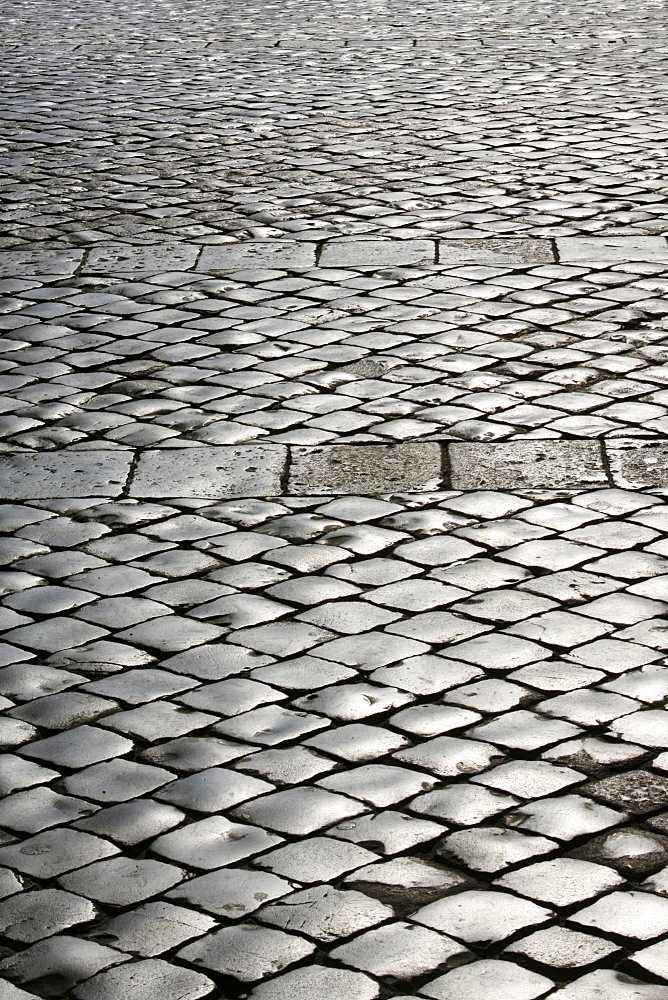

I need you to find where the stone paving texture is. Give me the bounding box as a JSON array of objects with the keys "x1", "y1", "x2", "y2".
[{"x1": 0, "y1": 0, "x2": 668, "y2": 997}]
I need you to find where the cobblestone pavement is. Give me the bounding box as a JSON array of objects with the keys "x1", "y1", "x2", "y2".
[{"x1": 1, "y1": 0, "x2": 668, "y2": 998}]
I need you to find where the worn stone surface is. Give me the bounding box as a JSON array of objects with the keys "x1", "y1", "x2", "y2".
[
  {"x1": 288, "y1": 443, "x2": 443, "y2": 494},
  {"x1": 1, "y1": 0, "x2": 668, "y2": 995}
]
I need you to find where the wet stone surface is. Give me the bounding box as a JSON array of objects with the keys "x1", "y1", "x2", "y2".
[{"x1": 1, "y1": 0, "x2": 668, "y2": 995}]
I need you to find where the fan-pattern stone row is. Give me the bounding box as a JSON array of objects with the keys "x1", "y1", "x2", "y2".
[{"x1": 2, "y1": 253, "x2": 668, "y2": 450}]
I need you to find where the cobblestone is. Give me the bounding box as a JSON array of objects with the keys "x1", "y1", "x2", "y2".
[{"x1": 1, "y1": 0, "x2": 668, "y2": 994}]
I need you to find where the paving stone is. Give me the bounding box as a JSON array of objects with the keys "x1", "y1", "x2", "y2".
[
  {"x1": 58, "y1": 856, "x2": 184, "y2": 906},
  {"x1": 412, "y1": 888, "x2": 553, "y2": 943},
  {"x1": 177, "y1": 922, "x2": 315, "y2": 981},
  {"x1": 131, "y1": 445, "x2": 286, "y2": 498},
  {"x1": 608, "y1": 444, "x2": 668, "y2": 489},
  {"x1": 199, "y1": 242, "x2": 316, "y2": 270},
  {"x1": 257, "y1": 885, "x2": 392, "y2": 941},
  {"x1": 72, "y1": 958, "x2": 215, "y2": 1000},
  {"x1": 556, "y1": 969, "x2": 668, "y2": 1000},
  {"x1": 331, "y1": 919, "x2": 469, "y2": 979},
  {"x1": 506, "y1": 925, "x2": 620, "y2": 969},
  {"x1": 394, "y1": 735, "x2": 504, "y2": 777},
  {"x1": 0, "y1": 452, "x2": 131, "y2": 499},
  {"x1": 506, "y1": 794, "x2": 627, "y2": 841},
  {"x1": 495, "y1": 858, "x2": 624, "y2": 906},
  {"x1": 419, "y1": 959, "x2": 554, "y2": 1000},
  {"x1": 0, "y1": 828, "x2": 118, "y2": 878},
  {"x1": 156, "y1": 767, "x2": 272, "y2": 813},
  {"x1": 87, "y1": 243, "x2": 199, "y2": 273},
  {"x1": 0, "y1": 936, "x2": 125, "y2": 996},
  {"x1": 248, "y1": 966, "x2": 380, "y2": 1000},
  {"x1": 288, "y1": 443, "x2": 442, "y2": 494},
  {"x1": 572, "y1": 890, "x2": 668, "y2": 940},
  {"x1": 557, "y1": 236, "x2": 668, "y2": 264},
  {"x1": 63, "y1": 758, "x2": 175, "y2": 802},
  {"x1": 166, "y1": 864, "x2": 290, "y2": 923},
  {"x1": 0, "y1": 889, "x2": 97, "y2": 943},
  {"x1": 319, "y1": 240, "x2": 435, "y2": 267},
  {"x1": 151, "y1": 816, "x2": 283, "y2": 869},
  {"x1": 92, "y1": 902, "x2": 215, "y2": 957},
  {"x1": 74, "y1": 799, "x2": 185, "y2": 845},
  {"x1": 448, "y1": 442, "x2": 607, "y2": 490},
  {"x1": 438, "y1": 826, "x2": 558, "y2": 873},
  {"x1": 0, "y1": 786, "x2": 98, "y2": 832},
  {"x1": 256, "y1": 836, "x2": 378, "y2": 883},
  {"x1": 234, "y1": 784, "x2": 365, "y2": 833}
]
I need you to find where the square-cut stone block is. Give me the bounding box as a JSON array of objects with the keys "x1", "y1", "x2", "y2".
[
  {"x1": 448, "y1": 442, "x2": 608, "y2": 490},
  {"x1": 199, "y1": 242, "x2": 316, "y2": 270},
  {"x1": 131, "y1": 446, "x2": 286, "y2": 499},
  {"x1": 0, "y1": 452, "x2": 132, "y2": 499},
  {"x1": 0, "y1": 249, "x2": 84, "y2": 277},
  {"x1": 557, "y1": 236, "x2": 668, "y2": 263},
  {"x1": 607, "y1": 443, "x2": 668, "y2": 489},
  {"x1": 288, "y1": 443, "x2": 443, "y2": 495},
  {"x1": 86, "y1": 243, "x2": 199, "y2": 273},
  {"x1": 318, "y1": 240, "x2": 435, "y2": 267},
  {"x1": 438, "y1": 238, "x2": 553, "y2": 265}
]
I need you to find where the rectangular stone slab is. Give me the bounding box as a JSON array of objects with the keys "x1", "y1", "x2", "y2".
[
  {"x1": 438, "y1": 238, "x2": 554, "y2": 265},
  {"x1": 0, "y1": 452, "x2": 132, "y2": 499},
  {"x1": 318, "y1": 240, "x2": 436, "y2": 267},
  {"x1": 131, "y1": 446, "x2": 287, "y2": 498},
  {"x1": 448, "y1": 442, "x2": 609, "y2": 490},
  {"x1": 607, "y1": 443, "x2": 668, "y2": 489},
  {"x1": 86, "y1": 243, "x2": 199, "y2": 274},
  {"x1": 288, "y1": 443, "x2": 443, "y2": 495},
  {"x1": 0, "y1": 250, "x2": 84, "y2": 277},
  {"x1": 199, "y1": 242, "x2": 316, "y2": 271},
  {"x1": 557, "y1": 236, "x2": 668, "y2": 264}
]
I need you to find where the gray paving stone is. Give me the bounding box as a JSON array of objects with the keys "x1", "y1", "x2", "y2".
[
  {"x1": 74, "y1": 799, "x2": 185, "y2": 845},
  {"x1": 438, "y1": 238, "x2": 554, "y2": 265},
  {"x1": 257, "y1": 885, "x2": 392, "y2": 941},
  {"x1": 177, "y1": 922, "x2": 315, "y2": 981},
  {"x1": 91, "y1": 902, "x2": 216, "y2": 957},
  {"x1": 72, "y1": 958, "x2": 215, "y2": 1000},
  {"x1": 608, "y1": 443, "x2": 668, "y2": 489},
  {"x1": 86, "y1": 243, "x2": 199, "y2": 273},
  {"x1": 0, "y1": 935, "x2": 125, "y2": 996},
  {"x1": 156, "y1": 766, "x2": 272, "y2": 812},
  {"x1": 256, "y1": 836, "x2": 378, "y2": 882},
  {"x1": 412, "y1": 888, "x2": 553, "y2": 943},
  {"x1": 0, "y1": 452, "x2": 131, "y2": 499},
  {"x1": 233, "y1": 784, "x2": 365, "y2": 833},
  {"x1": 249, "y1": 966, "x2": 380, "y2": 1000},
  {"x1": 448, "y1": 442, "x2": 608, "y2": 490},
  {"x1": 166, "y1": 867, "x2": 293, "y2": 918},
  {"x1": 506, "y1": 925, "x2": 619, "y2": 969},
  {"x1": 199, "y1": 242, "x2": 316, "y2": 270},
  {"x1": 288, "y1": 442, "x2": 442, "y2": 494},
  {"x1": 495, "y1": 858, "x2": 624, "y2": 906},
  {"x1": 0, "y1": 828, "x2": 118, "y2": 878},
  {"x1": 419, "y1": 959, "x2": 554, "y2": 1000},
  {"x1": 320, "y1": 239, "x2": 435, "y2": 266},
  {"x1": 131, "y1": 445, "x2": 286, "y2": 499},
  {"x1": 152, "y1": 815, "x2": 282, "y2": 869},
  {"x1": 58, "y1": 856, "x2": 184, "y2": 906},
  {"x1": 0, "y1": 249, "x2": 84, "y2": 276},
  {"x1": 0, "y1": 889, "x2": 97, "y2": 943},
  {"x1": 557, "y1": 236, "x2": 668, "y2": 263},
  {"x1": 331, "y1": 919, "x2": 469, "y2": 979},
  {"x1": 556, "y1": 969, "x2": 668, "y2": 999}
]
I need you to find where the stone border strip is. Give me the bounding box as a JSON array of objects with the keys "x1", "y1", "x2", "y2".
[
  {"x1": 2, "y1": 442, "x2": 667, "y2": 500},
  {"x1": 4, "y1": 237, "x2": 668, "y2": 277}
]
